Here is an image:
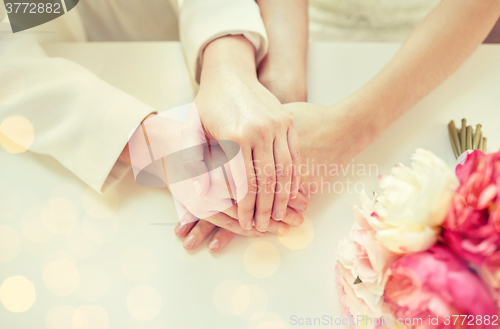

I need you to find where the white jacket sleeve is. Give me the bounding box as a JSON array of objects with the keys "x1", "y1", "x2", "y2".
[
  {"x1": 0, "y1": 34, "x2": 156, "y2": 192},
  {"x1": 0, "y1": 2, "x2": 5, "y2": 22},
  {"x1": 179, "y1": 0, "x2": 269, "y2": 83}
]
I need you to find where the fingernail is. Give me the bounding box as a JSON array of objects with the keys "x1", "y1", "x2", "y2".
[
  {"x1": 274, "y1": 211, "x2": 284, "y2": 221},
  {"x1": 176, "y1": 223, "x2": 188, "y2": 234},
  {"x1": 244, "y1": 221, "x2": 252, "y2": 230},
  {"x1": 278, "y1": 224, "x2": 289, "y2": 237},
  {"x1": 291, "y1": 194, "x2": 297, "y2": 199},
  {"x1": 193, "y1": 180, "x2": 202, "y2": 196},
  {"x1": 299, "y1": 203, "x2": 308, "y2": 212},
  {"x1": 183, "y1": 235, "x2": 196, "y2": 249},
  {"x1": 257, "y1": 223, "x2": 268, "y2": 232},
  {"x1": 208, "y1": 239, "x2": 220, "y2": 252},
  {"x1": 255, "y1": 231, "x2": 264, "y2": 237},
  {"x1": 293, "y1": 216, "x2": 304, "y2": 227}
]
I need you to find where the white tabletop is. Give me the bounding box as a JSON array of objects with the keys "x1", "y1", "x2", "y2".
[{"x1": 1, "y1": 41, "x2": 500, "y2": 329}]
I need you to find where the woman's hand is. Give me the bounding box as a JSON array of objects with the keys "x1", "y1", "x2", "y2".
[
  {"x1": 283, "y1": 101, "x2": 373, "y2": 197},
  {"x1": 256, "y1": 0, "x2": 308, "y2": 103},
  {"x1": 176, "y1": 99, "x2": 374, "y2": 253},
  {"x1": 258, "y1": 56, "x2": 307, "y2": 104},
  {"x1": 175, "y1": 194, "x2": 309, "y2": 253},
  {"x1": 196, "y1": 35, "x2": 302, "y2": 233}
]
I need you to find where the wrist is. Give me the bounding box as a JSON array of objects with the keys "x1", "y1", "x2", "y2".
[
  {"x1": 200, "y1": 35, "x2": 258, "y2": 85},
  {"x1": 258, "y1": 56, "x2": 307, "y2": 103},
  {"x1": 337, "y1": 81, "x2": 409, "y2": 145},
  {"x1": 259, "y1": 71, "x2": 307, "y2": 103},
  {"x1": 326, "y1": 95, "x2": 383, "y2": 143}
]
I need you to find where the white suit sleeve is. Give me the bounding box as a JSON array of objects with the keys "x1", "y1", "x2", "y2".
[
  {"x1": 0, "y1": 2, "x2": 5, "y2": 22},
  {"x1": 0, "y1": 34, "x2": 156, "y2": 192},
  {"x1": 179, "y1": 0, "x2": 269, "y2": 83}
]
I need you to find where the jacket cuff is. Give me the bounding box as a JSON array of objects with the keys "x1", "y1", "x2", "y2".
[{"x1": 180, "y1": 0, "x2": 268, "y2": 83}]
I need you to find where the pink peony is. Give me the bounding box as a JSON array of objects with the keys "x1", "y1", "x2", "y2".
[
  {"x1": 384, "y1": 245, "x2": 498, "y2": 329},
  {"x1": 336, "y1": 270, "x2": 387, "y2": 329},
  {"x1": 443, "y1": 150, "x2": 500, "y2": 265},
  {"x1": 481, "y1": 251, "x2": 500, "y2": 303},
  {"x1": 335, "y1": 198, "x2": 402, "y2": 328},
  {"x1": 335, "y1": 203, "x2": 400, "y2": 320}
]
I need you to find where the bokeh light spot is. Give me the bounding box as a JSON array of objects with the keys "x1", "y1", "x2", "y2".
[
  {"x1": 0, "y1": 276, "x2": 36, "y2": 313},
  {"x1": 213, "y1": 280, "x2": 244, "y2": 316},
  {"x1": 82, "y1": 186, "x2": 119, "y2": 219},
  {"x1": 278, "y1": 217, "x2": 314, "y2": 250},
  {"x1": 232, "y1": 285, "x2": 268, "y2": 321},
  {"x1": 0, "y1": 115, "x2": 34, "y2": 154},
  {"x1": 46, "y1": 306, "x2": 77, "y2": 329},
  {"x1": 0, "y1": 183, "x2": 21, "y2": 221},
  {"x1": 42, "y1": 197, "x2": 78, "y2": 235},
  {"x1": 73, "y1": 305, "x2": 109, "y2": 329},
  {"x1": 67, "y1": 224, "x2": 101, "y2": 258},
  {"x1": 126, "y1": 285, "x2": 162, "y2": 321},
  {"x1": 82, "y1": 214, "x2": 119, "y2": 244},
  {"x1": 43, "y1": 259, "x2": 80, "y2": 296},
  {"x1": 22, "y1": 207, "x2": 53, "y2": 244},
  {"x1": 243, "y1": 241, "x2": 280, "y2": 278}
]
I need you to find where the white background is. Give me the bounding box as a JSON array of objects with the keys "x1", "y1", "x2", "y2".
[{"x1": 0, "y1": 42, "x2": 499, "y2": 329}]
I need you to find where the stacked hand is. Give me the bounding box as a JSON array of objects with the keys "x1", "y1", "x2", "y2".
[
  {"x1": 177, "y1": 99, "x2": 372, "y2": 253},
  {"x1": 186, "y1": 35, "x2": 302, "y2": 234},
  {"x1": 130, "y1": 109, "x2": 308, "y2": 248},
  {"x1": 125, "y1": 35, "x2": 313, "y2": 253},
  {"x1": 168, "y1": 26, "x2": 356, "y2": 253},
  {"x1": 167, "y1": 26, "x2": 374, "y2": 253},
  {"x1": 170, "y1": 0, "x2": 500, "y2": 254}
]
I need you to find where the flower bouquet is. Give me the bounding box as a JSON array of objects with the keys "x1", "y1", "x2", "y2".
[{"x1": 336, "y1": 120, "x2": 499, "y2": 329}]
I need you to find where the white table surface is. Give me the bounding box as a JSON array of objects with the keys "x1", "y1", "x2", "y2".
[{"x1": 1, "y1": 41, "x2": 500, "y2": 329}]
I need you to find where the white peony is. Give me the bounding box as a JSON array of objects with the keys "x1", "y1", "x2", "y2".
[
  {"x1": 359, "y1": 149, "x2": 459, "y2": 254},
  {"x1": 336, "y1": 149, "x2": 459, "y2": 327}
]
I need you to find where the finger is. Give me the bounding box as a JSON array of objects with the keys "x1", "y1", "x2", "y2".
[
  {"x1": 181, "y1": 104, "x2": 210, "y2": 196},
  {"x1": 222, "y1": 203, "x2": 304, "y2": 230},
  {"x1": 206, "y1": 212, "x2": 264, "y2": 237},
  {"x1": 267, "y1": 219, "x2": 290, "y2": 237},
  {"x1": 271, "y1": 135, "x2": 292, "y2": 221},
  {"x1": 218, "y1": 140, "x2": 245, "y2": 200},
  {"x1": 287, "y1": 192, "x2": 309, "y2": 213},
  {"x1": 173, "y1": 197, "x2": 199, "y2": 225},
  {"x1": 280, "y1": 206, "x2": 304, "y2": 228},
  {"x1": 287, "y1": 125, "x2": 302, "y2": 200},
  {"x1": 182, "y1": 220, "x2": 216, "y2": 250},
  {"x1": 208, "y1": 228, "x2": 236, "y2": 253},
  {"x1": 175, "y1": 221, "x2": 196, "y2": 237},
  {"x1": 253, "y1": 143, "x2": 276, "y2": 233},
  {"x1": 222, "y1": 201, "x2": 303, "y2": 232},
  {"x1": 227, "y1": 147, "x2": 257, "y2": 231},
  {"x1": 222, "y1": 204, "x2": 238, "y2": 219},
  {"x1": 220, "y1": 140, "x2": 251, "y2": 204}
]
